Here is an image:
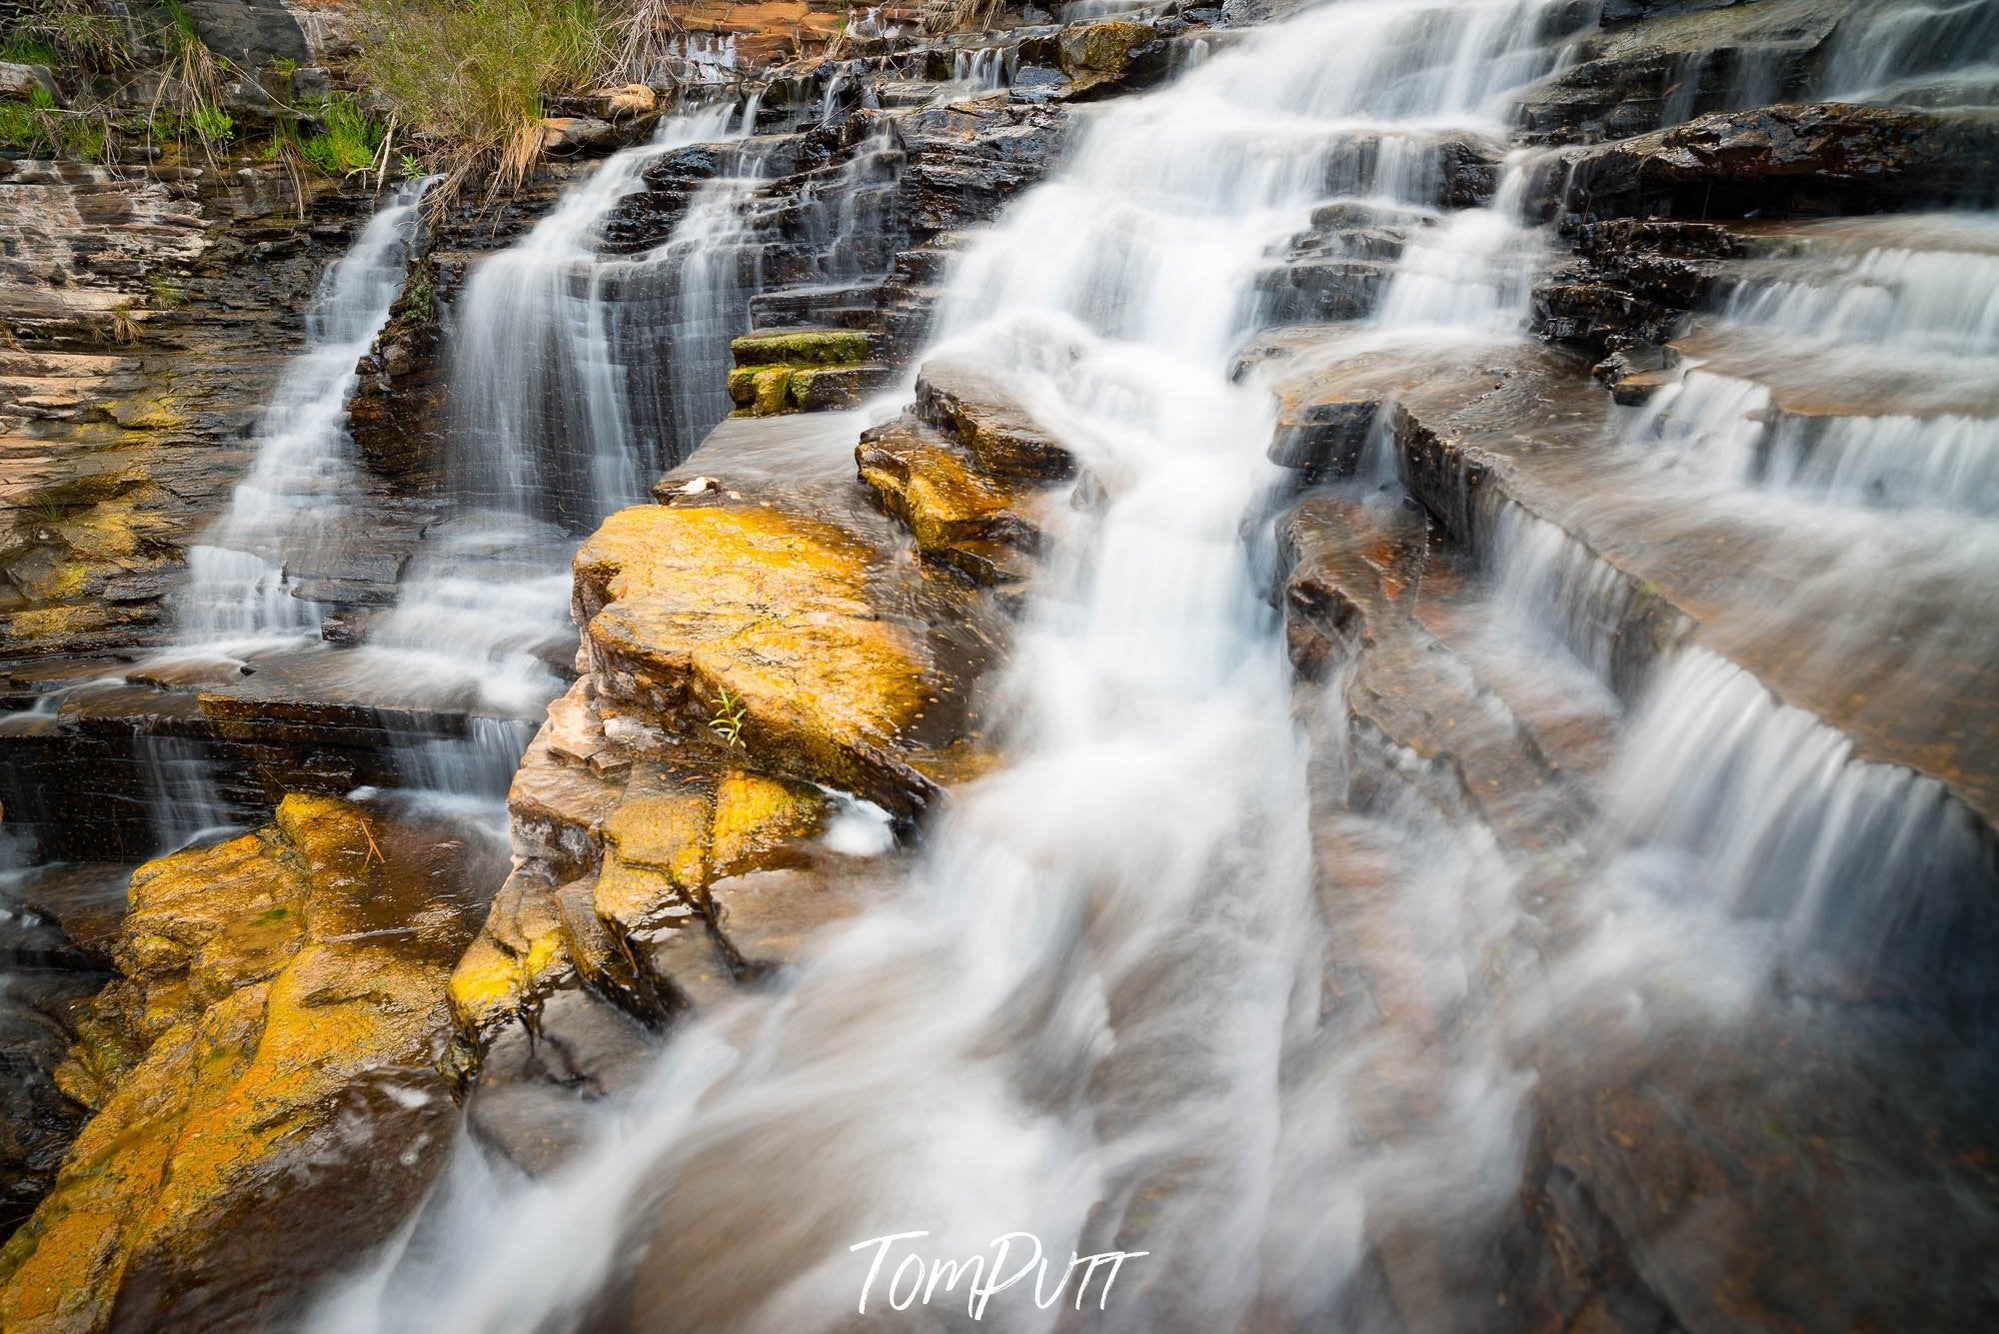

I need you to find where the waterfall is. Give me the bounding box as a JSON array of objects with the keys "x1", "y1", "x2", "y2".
[
  {"x1": 312, "y1": 4, "x2": 1595, "y2": 1329},
  {"x1": 1633, "y1": 215, "x2": 1999, "y2": 513},
  {"x1": 174, "y1": 179, "x2": 432, "y2": 646},
  {"x1": 447, "y1": 101, "x2": 751, "y2": 522},
  {"x1": 1821, "y1": 0, "x2": 1999, "y2": 105},
  {"x1": 1607, "y1": 648, "x2": 1998, "y2": 998},
  {"x1": 340, "y1": 97, "x2": 776, "y2": 758}
]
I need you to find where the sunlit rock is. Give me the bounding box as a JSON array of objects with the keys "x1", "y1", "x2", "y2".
[
  {"x1": 574, "y1": 501, "x2": 939, "y2": 810},
  {"x1": 857, "y1": 415, "x2": 1043, "y2": 584},
  {"x1": 1057, "y1": 19, "x2": 1158, "y2": 96},
  {"x1": 726, "y1": 329, "x2": 891, "y2": 416}
]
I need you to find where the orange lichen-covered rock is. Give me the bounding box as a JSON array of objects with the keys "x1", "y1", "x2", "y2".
[
  {"x1": 573, "y1": 501, "x2": 937, "y2": 811},
  {"x1": 449, "y1": 753, "x2": 831, "y2": 1041},
  {"x1": 857, "y1": 416, "x2": 1042, "y2": 585},
  {"x1": 0, "y1": 795, "x2": 496, "y2": 1333}
]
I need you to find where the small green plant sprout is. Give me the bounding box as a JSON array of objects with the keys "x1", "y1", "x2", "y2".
[
  {"x1": 189, "y1": 102, "x2": 233, "y2": 144},
  {"x1": 267, "y1": 55, "x2": 298, "y2": 77},
  {"x1": 398, "y1": 150, "x2": 420, "y2": 179},
  {"x1": 707, "y1": 688, "x2": 748, "y2": 748},
  {"x1": 299, "y1": 93, "x2": 381, "y2": 176},
  {"x1": 402, "y1": 266, "x2": 434, "y2": 322},
  {"x1": 145, "y1": 270, "x2": 189, "y2": 308}
]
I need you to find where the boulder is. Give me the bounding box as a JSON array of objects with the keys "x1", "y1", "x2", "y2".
[
  {"x1": 726, "y1": 329, "x2": 893, "y2": 416},
  {"x1": 592, "y1": 83, "x2": 658, "y2": 119},
  {"x1": 448, "y1": 684, "x2": 839, "y2": 1042},
  {"x1": 729, "y1": 328, "x2": 870, "y2": 367},
  {"x1": 182, "y1": 0, "x2": 311, "y2": 69},
  {"x1": 1057, "y1": 20, "x2": 1158, "y2": 96},
  {"x1": 573, "y1": 501, "x2": 941, "y2": 815},
  {"x1": 0, "y1": 795, "x2": 500, "y2": 1332},
  {"x1": 538, "y1": 115, "x2": 619, "y2": 156},
  {"x1": 0, "y1": 63, "x2": 58, "y2": 104},
  {"x1": 1513, "y1": 0, "x2": 1840, "y2": 141},
  {"x1": 913, "y1": 359, "x2": 1076, "y2": 480},
  {"x1": 886, "y1": 100, "x2": 1068, "y2": 239},
  {"x1": 856, "y1": 415, "x2": 1043, "y2": 584}
]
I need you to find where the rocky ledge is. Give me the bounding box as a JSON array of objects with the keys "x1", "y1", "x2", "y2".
[
  {"x1": 0, "y1": 794, "x2": 502, "y2": 1332},
  {"x1": 446, "y1": 373, "x2": 1067, "y2": 1171}
]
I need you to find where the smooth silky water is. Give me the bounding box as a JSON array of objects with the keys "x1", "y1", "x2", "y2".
[
  {"x1": 306, "y1": 4, "x2": 1652, "y2": 1330},
  {"x1": 128, "y1": 99, "x2": 800, "y2": 845},
  {"x1": 285, "y1": 0, "x2": 1998, "y2": 1329}
]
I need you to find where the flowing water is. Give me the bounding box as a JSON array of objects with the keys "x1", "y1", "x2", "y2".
[
  {"x1": 134, "y1": 104, "x2": 788, "y2": 834},
  {"x1": 12, "y1": 0, "x2": 1991, "y2": 1323},
  {"x1": 449, "y1": 102, "x2": 750, "y2": 520},
  {"x1": 175, "y1": 179, "x2": 433, "y2": 646},
  {"x1": 312, "y1": 3, "x2": 1627, "y2": 1329}
]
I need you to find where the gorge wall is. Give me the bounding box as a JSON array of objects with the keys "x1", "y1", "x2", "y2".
[{"x1": 1, "y1": 0, "x2": 1996, "y2": 1329}]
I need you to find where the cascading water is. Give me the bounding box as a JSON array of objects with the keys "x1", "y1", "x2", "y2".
[
  {"x1": 312, "y1": 4, "x2": 1607, "y2": 1330},
  {"x1": 934, "y1": 46, "x2": 1018, "y2": 103},
  {"x1": 174, "y1": 179, "x2": 432, "y2": 645},
  {"x1": 449, "y1": 102, "x2": 750, "y2": 520},
  {"x1": 1821, "y1": 0, "x2": 1999, "y2": 105},
  {"x1": 4, "y1": 0, "x2": 1986, "y2": 1323},
  {"x1": 1635, "y1": 214, "x2": 1999, "y2": 512}
]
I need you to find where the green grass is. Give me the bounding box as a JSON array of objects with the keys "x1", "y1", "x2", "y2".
[
  {"x1": 1, "y1": 0, "x2": 131, "y2": 77},
  {"x1": 0, "y1": 35, "x2": 58, "y2": 66},
  {"x1": 707, "y1": 688, "x2": 748, "y2": 748},
  {"x1": 350, "y1": 0, "x2": 603, "y2": 203},
  {"x1": 299, "y1": 94, "x2": 382, "y2": 176},
  {"x1": 0, "y1": 90, "x2": 107, "y2": 161},
  {"x1": 147, "y1": 271, "x2": 191, "y2": 308},
  {"x1": 188, "y1": 103, "x2": 231, "y2": 143},
  {"x1": 0, "y1": 101, "x2": 53, "y2": 154},
  {"x1": 149, "y1": 0, "x2": 234, "y2": 157}
]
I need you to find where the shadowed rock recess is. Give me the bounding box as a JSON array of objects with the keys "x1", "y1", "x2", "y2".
[{"x1": 1, "y1": 0, "x2": 1997, "y2": 1329}]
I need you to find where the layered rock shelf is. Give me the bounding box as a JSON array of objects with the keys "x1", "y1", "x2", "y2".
[{"x1": 3, "y1": 0, "x2": 1997, "y2": 1328}]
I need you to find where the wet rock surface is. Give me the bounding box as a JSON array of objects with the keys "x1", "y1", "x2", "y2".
[
  {"x1": 5, "y1": 0, "x2": 1999, "y2": 1324},
  {"x1": 0, "y1": 647, "x2": 537, "y2": 862},
  {"x1": 0, "y1": 167, "x2": 372, "y2": 664},
  {"x1": 1515, "y1": 0, "x2": 1843, "y2": 141},
  {"x1": 0, "y1": 865, "x2": 119, "y2": 1241},
  {"x1": 1561, "y1": 101, "x2": 1999, "y2": 219},
  {"x1": 0, "y1": 794, "x2": 502, "y2": 1332},
  {"x1": 445, "y1": 408, "x2": 1012, "y2": 1168},
  {"x1": 1271, "y1": 341, "x2": 1999, "y2": 1331}
]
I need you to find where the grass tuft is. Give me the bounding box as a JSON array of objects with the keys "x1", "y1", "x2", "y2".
[
  {"x1": 299, "y1": 94, "x2": 383, "y2": 176},
  {"x1": 350, "y1": 0, "x2": 603, "y2": 211}
]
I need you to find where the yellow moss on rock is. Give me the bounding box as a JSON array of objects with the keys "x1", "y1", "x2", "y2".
[
  {"x1": 710, "y1": 771, "x2": 825, "y2": 879},
  {"x1": 445, "y1": 872, "x2": 572, "y2": 1035},
  {"x1": 0, "y1": 795, "x2": 477, "y2": 1334},
  {"x1": 596, "y1": 787, "x2": 712, "y2": 932},
  {"x1": 448, "y1": 767, "x2": 830, "y2": 1040},
  {"x1": 574, "y1": 502, "x2": 934, "y2": 810},
  {"x1": 1058, "y1": 19, "x2": 1155, "y2": 89}
]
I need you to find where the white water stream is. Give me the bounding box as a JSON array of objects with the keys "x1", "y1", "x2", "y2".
[
  {"x1": 176, "y1": 178, "x2": 433, "y2": 646},
  {"x1": 313, "y1": 3, "x2": 1600, "y2": 1330}
]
